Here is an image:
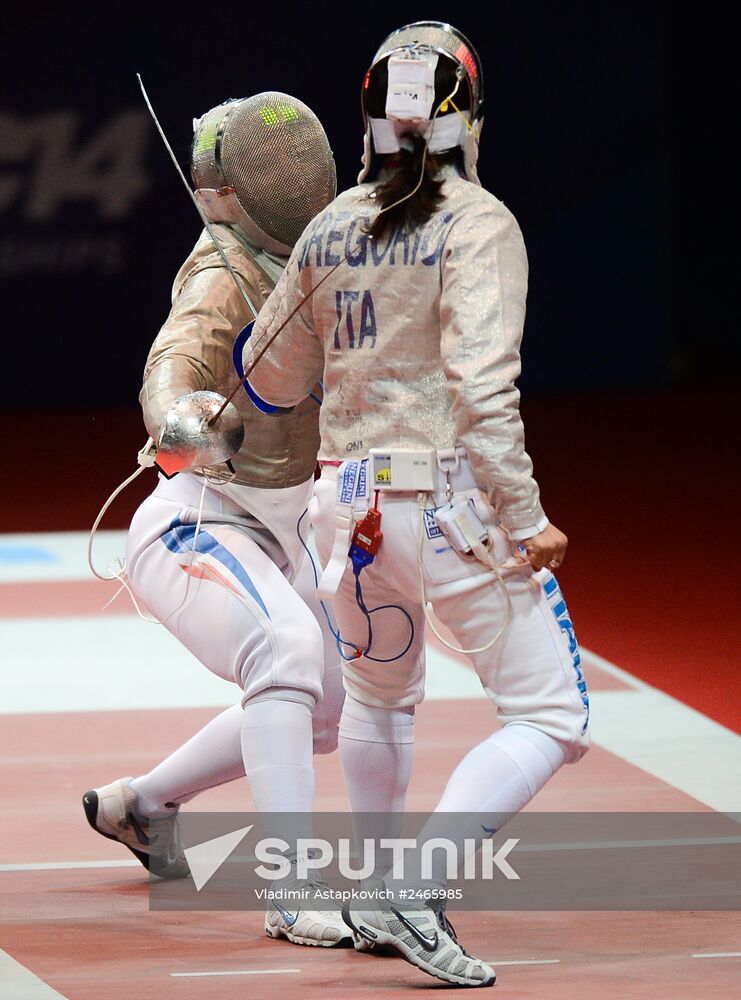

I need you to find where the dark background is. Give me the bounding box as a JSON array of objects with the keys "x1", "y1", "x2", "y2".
[{"x1": 1, "y1": 2, "x2": 737, "y2": 404}]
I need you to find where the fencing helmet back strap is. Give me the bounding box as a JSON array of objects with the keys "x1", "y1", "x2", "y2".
[
  {"x1": 192, "y1": 92, "x2": 337, "y2": 256},
  {"x1": 358, "y1": 21, "x2": 485, "y2": 185}
]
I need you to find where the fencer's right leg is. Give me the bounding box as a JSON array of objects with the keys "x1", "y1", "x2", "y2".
[
  {"x1": 397, "y1": 522, "x2": 590, "y2": 901},
  {"x1": 83, "y1": 702, "x2": 246, "y2": 879},
  {"x1": 241, "y1": 686, "x2": 351, "y2": 947},
  {"x1": 84, "y1": 485, "x2": 338, "y2": 930}
]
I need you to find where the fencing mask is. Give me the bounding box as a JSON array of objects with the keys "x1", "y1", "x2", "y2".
[
  {"x1": 358, "y1": 21, "x2": 485, "y2": 185},
  {"x1": 192, "y1": 92, "x2": 337, "y2": 256}
]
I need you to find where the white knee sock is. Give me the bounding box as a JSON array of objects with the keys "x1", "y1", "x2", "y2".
[
  {"x1": 402, "y1": 724, "x2": 566, "y2": 892},
  {"x1": 241, "y1": 692, "x2": 315, "y2": 814},
  {"x1": 435, "y1": 723, "x2": 566, "y2": 814},
  {"x1": 241, "y1": 692, "x2": 317, "y2": 871},
  {"x1": 338, "y1": 694, "x2": 415, "y2": 813},
  {"x1": 130, "y1": 704, "x2": 244, "y2": 817},
  {"x1": 339, "y1": 695, "x2": 415, "y2": 880}
]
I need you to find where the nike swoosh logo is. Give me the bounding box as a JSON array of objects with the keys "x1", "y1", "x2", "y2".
[
  {"x1": 163, "y1": 838, "x2": 181, "y2": 867},
  {"x1": 275, "y1": 903, "x2": 299, "y2": 927},
  {"x1": 128, "y1": 812, "x2": 149, "y2": 847},
  {"x1": 391, "y1": 908, "x2": 438, "y2": 952}
]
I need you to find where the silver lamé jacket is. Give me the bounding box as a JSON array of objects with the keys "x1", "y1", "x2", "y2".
[
  {"x1": 140, "y1": 225, "x2": 320, "y2": 489},
  {"x1": 245, "y1": 167, "x2": 547, "y2": 538}
]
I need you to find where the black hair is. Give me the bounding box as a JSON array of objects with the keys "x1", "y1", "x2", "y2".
[{"x1": 364, "y1": 54, "x2": 468, "y2": 241}]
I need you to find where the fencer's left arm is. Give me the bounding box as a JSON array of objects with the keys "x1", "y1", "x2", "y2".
[
  {"x1": 243, "y1": 253, "x2": 324, "y2": 407},
  {"x1": 440, "y1": 198, "x2": 548, "y2": 539}
]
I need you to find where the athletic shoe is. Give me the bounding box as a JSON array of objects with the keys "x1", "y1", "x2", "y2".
[
  {"x1": 352, "y1": 932, "x2": 376, "y2": 952},
  {"x1": 82, "y1": 777, "x2": 190, "y2": 880},
  {"x1": 342, "y1": 897, "x2": 496, "y2": 987},
  {"x1": 265, "y1": 900, "x2": 353, "y2": 947}
]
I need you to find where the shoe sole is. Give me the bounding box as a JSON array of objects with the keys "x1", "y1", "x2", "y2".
[
  {"x1": 265, "y1": 919, "x2": 353, "y2": 948},
  {"x1": 341, "y1": 904, "x2": 496, "y2": 987},
  {"x1": 82, "y1": 789, "x2": 152, "y2": 873}
]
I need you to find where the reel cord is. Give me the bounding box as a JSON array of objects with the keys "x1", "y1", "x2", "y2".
[
  {"x1": 88, "y1": 457, "x2": 210, "y2": 626},
  {"x1": 416, "y1": 492, "x2": 512, "y2": 655},
  {"x1": 296, "y1": 509, "x2": 415, "y2": 663},
  {"x1": 350, "y1": 561, "x2": 415, "y2": 663}
]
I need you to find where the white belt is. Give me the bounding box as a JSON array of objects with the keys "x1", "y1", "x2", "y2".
[
  {"x1": 316, "y1": 449, "x2": 482, "y2": 599},
  {"x1": 319, "y1": 448, "x2": 479, "y2": 495}
]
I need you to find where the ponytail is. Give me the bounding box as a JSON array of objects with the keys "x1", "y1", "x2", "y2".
[{"x1": 365, "y1": 135, "x2": 457, "y2": 241}]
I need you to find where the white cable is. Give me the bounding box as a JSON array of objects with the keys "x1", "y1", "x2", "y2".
[
  {"x1": 416, "y1": 492, "x2": 512, "y2": 655},
  {"x1": 87, "y1": 457, "x2": 162, "y2": 622},
  {"x1": 101, "y1": 565, "x2": 159, "y2": 623},
  {"x1": 87, "y1": 444, "x2": 210, "y2": 625},
  {"x1": 372, "y1": 76, "x2": 462, "y2": 222},
  {"x1": 87, "y1": 464, "x2": 148, "y2": 581}
]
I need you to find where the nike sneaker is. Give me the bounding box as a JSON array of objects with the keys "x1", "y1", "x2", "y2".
[
  {"x1": 265, "y1": 899, "x2": 353, "y2": 947},
  {"x1": 82, "y1": 777, "x2": 190, "y2": 880},
  {"x1": 342, "y1": 896, "x2": 496, "y2": 986}
]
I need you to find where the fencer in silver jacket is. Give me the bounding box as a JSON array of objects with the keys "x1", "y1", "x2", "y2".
[
  {"x1": 242, "y1": 26, "x2": 584, "y2": 987},
  {"x1": 141, "y1": 222, "x2": 320, "y2": 490},
  {"x1": 245, "y1": 164, "x2": 546, "y2": 539},
  {"x1": 84, "y1": 93, "x2": 358, "y2": 950}
]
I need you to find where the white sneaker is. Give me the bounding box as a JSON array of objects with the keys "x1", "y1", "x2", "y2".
[
  {"x1": 82, "y1": 777, "x2": 190, "y2": 880},
  {"x1": 343, "y1": 898, "x2": 496, "y2": 987},
  {"x1": 352, "y1": 932, "x2": 376, "y2": 952},
  {"x1": 265, "y1": 901, "x2": 353, "y2": 947}
]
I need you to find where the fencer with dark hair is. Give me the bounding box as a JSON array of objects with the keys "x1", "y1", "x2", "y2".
[{"x1": 245, "y1": 22, "x2": 590, "y2": 986}]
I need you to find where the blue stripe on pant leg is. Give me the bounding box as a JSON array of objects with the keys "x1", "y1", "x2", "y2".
[
  {"x1": 160, "y1": 520, "x2": 270, "y2": 618},
  {"x1": 543, "y1": 572, "x2": 589, "y2": 732}
]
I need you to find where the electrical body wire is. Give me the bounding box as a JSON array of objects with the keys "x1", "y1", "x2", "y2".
[
  {"x1": 296, "y1": 509, "x2": 415, "y2": 663},
  {"x1": 416, "y1": 492, "x2": 514, "y2": 655},
  {"x1": 88, "y1": 462, "x2": 209, "y2": 626}
]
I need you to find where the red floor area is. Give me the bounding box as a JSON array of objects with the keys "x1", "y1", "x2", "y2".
[
  {"x1": 3, "y1": 388, "x2": 740, "y2": 732},
  {"x1": 0, "y1": 685, "x2": 710, "y2": 866},
  {"x1": 2, "y1": 699, "x2": 737, "y2": 999},
  {"x1": 3, "y1": 878, "x2": 738, "y2": 1000}
]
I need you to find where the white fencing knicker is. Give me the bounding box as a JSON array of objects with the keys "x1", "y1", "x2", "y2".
[{"x1": 309, "y1": 449, "x2": 590, "y2": 761}]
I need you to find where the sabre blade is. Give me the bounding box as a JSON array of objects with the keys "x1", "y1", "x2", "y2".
[{"x1": 136, "y1": 73, "x2": 259, "y2": 320}]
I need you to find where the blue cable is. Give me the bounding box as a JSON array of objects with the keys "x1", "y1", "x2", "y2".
[
  {"x1": 350, "y1": 557, "x2": 415, "y2": 663},
  {"x1": 296, "y1": 511, "x2": 363, "y2": 661},
  {"x1": 296, "y1": 510, "x2": 414, "y2": 663}
]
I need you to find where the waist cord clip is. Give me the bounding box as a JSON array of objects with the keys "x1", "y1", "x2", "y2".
[{"x1": 437, "y1": 448, "x2": 460, "y2": 504}]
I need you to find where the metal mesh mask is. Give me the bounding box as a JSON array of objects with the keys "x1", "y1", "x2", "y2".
[
  {"x1": 192, "y1": 92, "x2": 336, "y2": 255},
  {"x1": 358, "y1": 21, "x2": 485, "y2": 184}
]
